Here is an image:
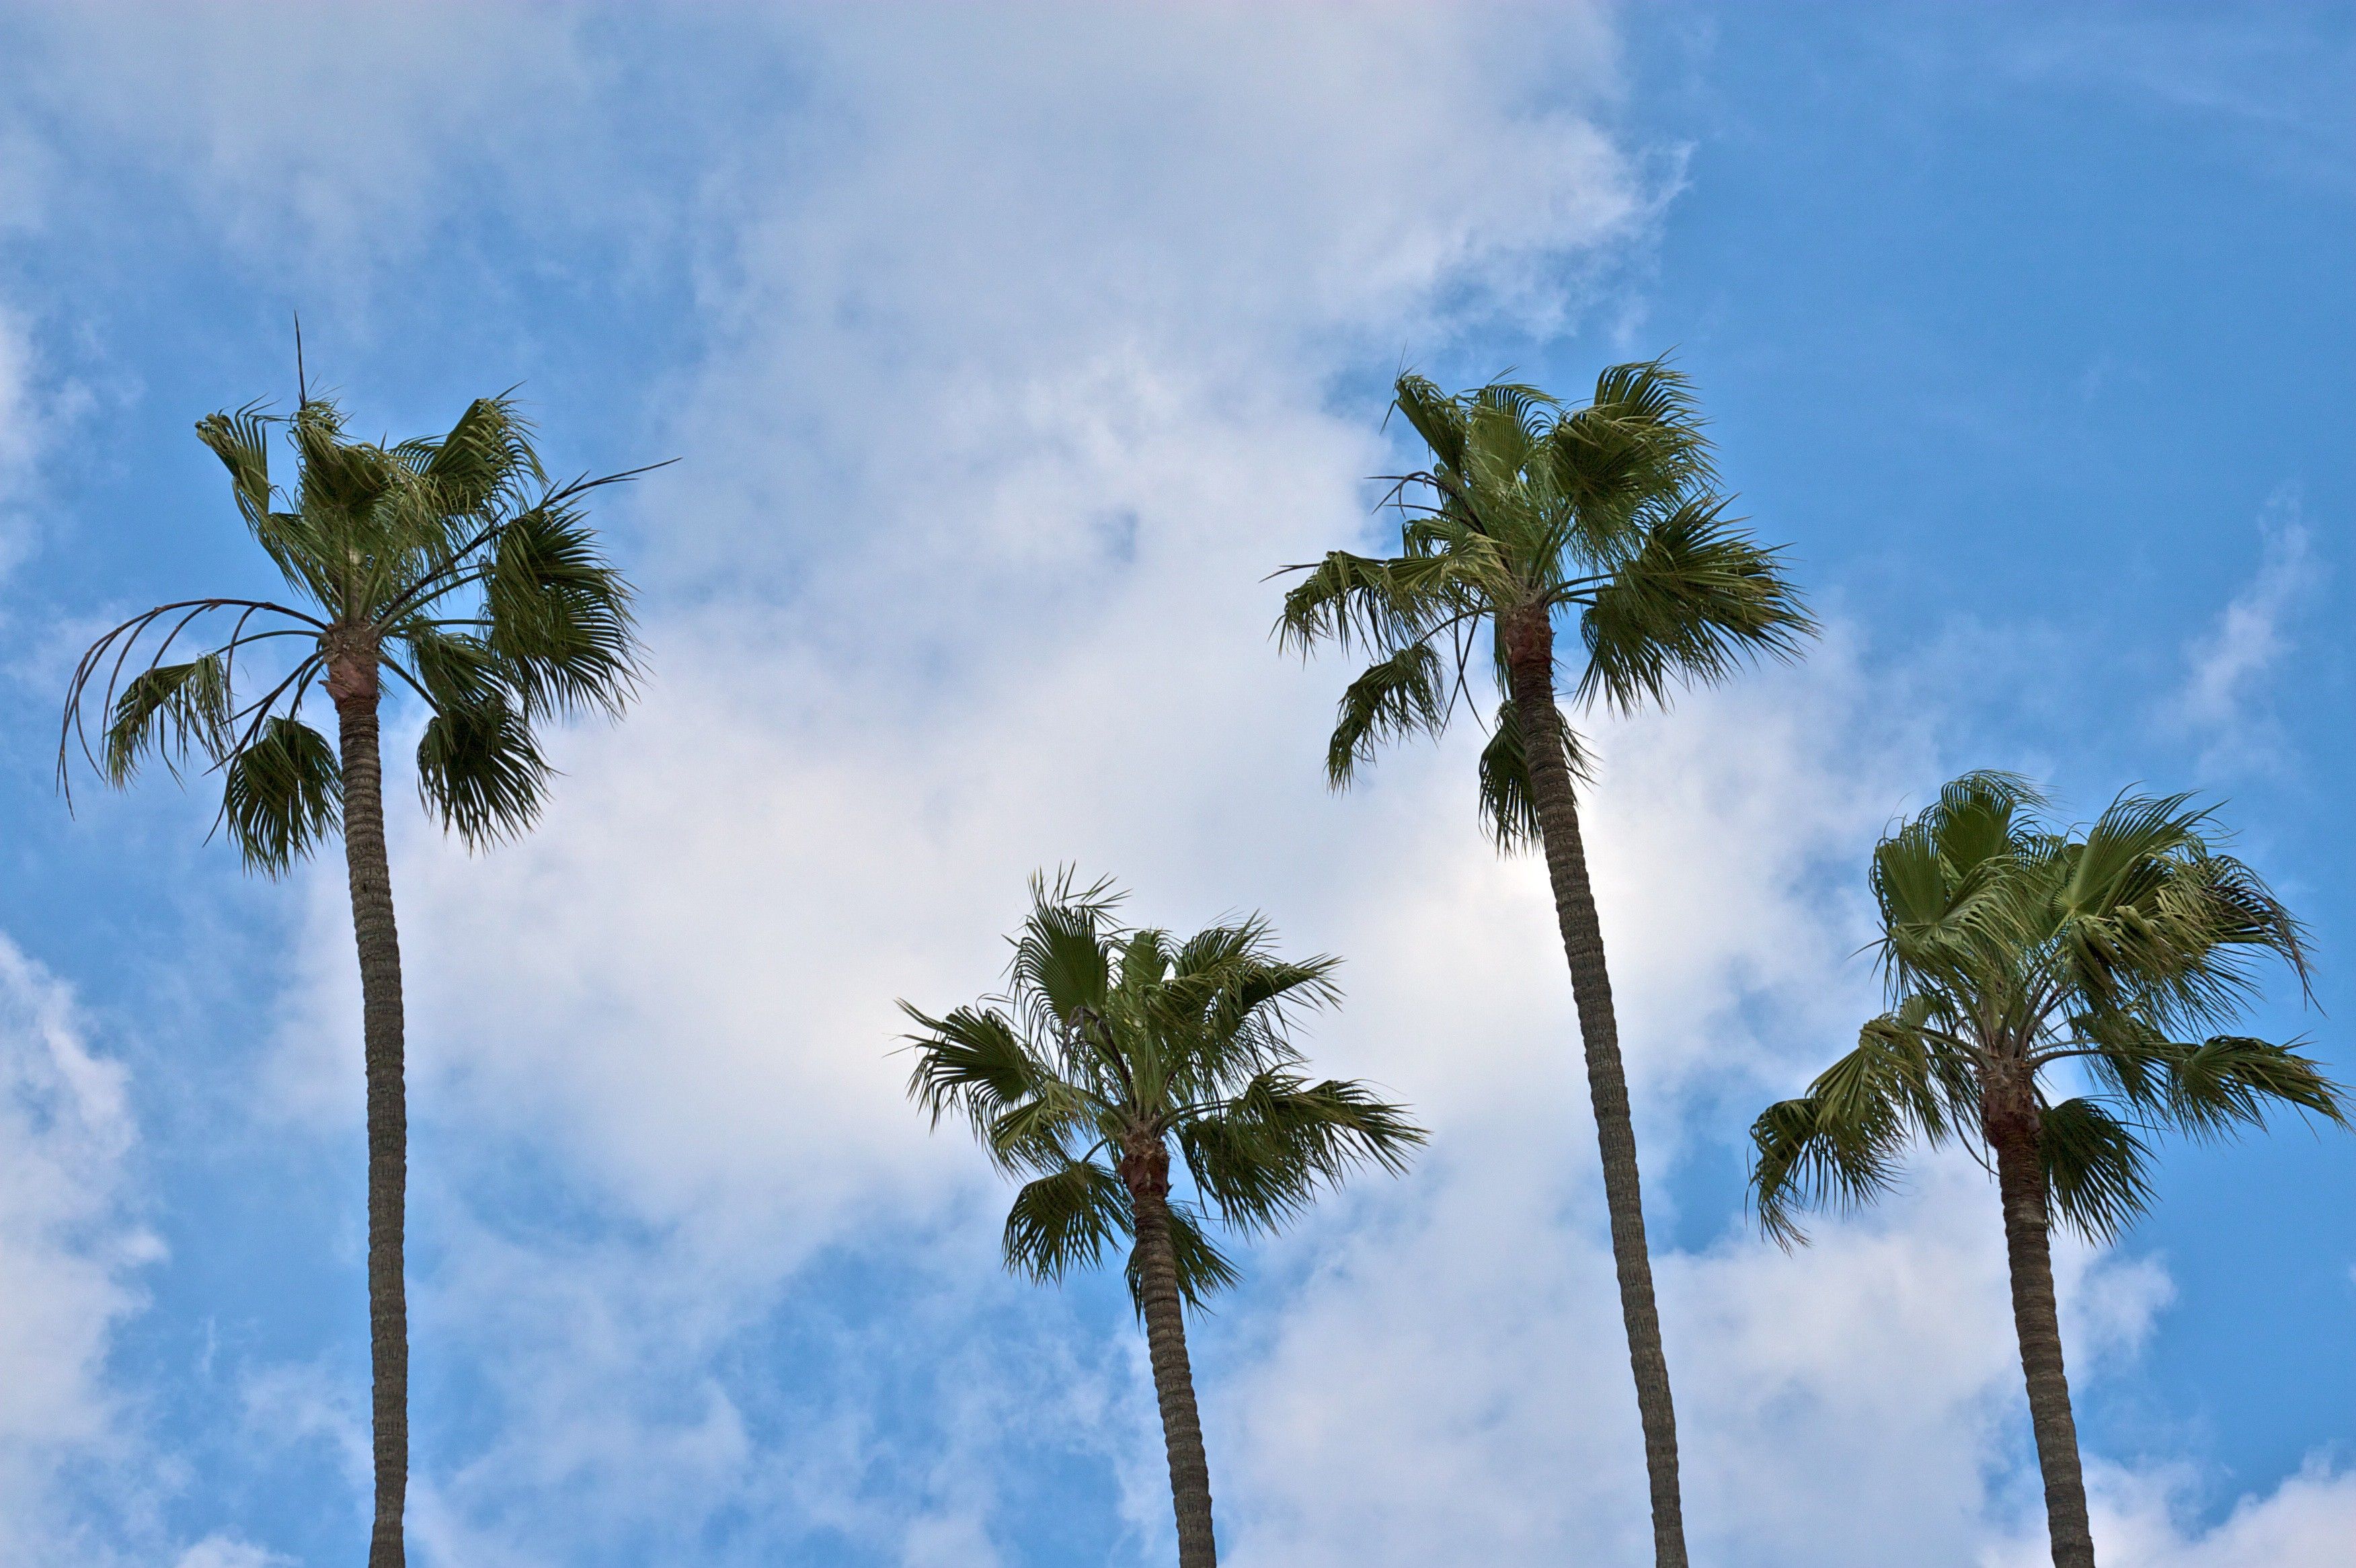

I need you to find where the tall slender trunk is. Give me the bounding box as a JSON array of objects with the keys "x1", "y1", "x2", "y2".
[
  {"x1": 1987, "y1": 1089, "x2": 2095, "y2": 1568},
  {"x1": 1504, "y1": 612, "x2": 1688, "y2": 1568},
  {"x1": 331, "y1": 645, "x2": 407, "y2": 1568},
  {"x1": 1122, "y1": 1141, "x2": 1218, "y2": 1568}
]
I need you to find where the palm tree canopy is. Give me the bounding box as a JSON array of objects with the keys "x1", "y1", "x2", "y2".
[
  {"x1": 903, "y1": 874, "x2": 1425, "y2": 1308},
  {"x1": 62, "y1": 387, "x2": 647, "y2": 869},
  {"x1": 1276, "y1": 362, "x2": 1813, "y2": 849},
  {"x1": 1752, "y1": 771, "x2": 2347, "y2": 1246}
]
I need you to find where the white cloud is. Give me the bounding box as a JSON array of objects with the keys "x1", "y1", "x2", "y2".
[
  {"x1": 2173, "y1": 486, "x2": 2320, "y2": 773},
  {"x1": 0, "y1": 303, "x2": 72, "y2": 578},
  {"x1": 5, "y1": 2, "x2": 596, "y2": 275},
  {"x1": 0, "y1": 933, "x2": 157, "y2": 1564},
  {"x1": 174, "y1": 1538, "x2": 287, "y2": 1568},
  {"x1": 1981, "y1": 1461, "x2": 2356, "y2": 1568}
]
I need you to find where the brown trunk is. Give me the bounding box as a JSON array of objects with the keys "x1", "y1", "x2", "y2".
[
  {"x1": 1122, "y1": 1140, "x2": 1218, "y2": 1568},
  {"x1": 330, "y1": 642, "x2": 408, "y2": 1568},
  {"x1": 1503, "y1": 609, "x2": 1688, "y2": 1568},
  {"x1": 1986, "y1": 1083, "x2": 2096, "y2": 1568}
]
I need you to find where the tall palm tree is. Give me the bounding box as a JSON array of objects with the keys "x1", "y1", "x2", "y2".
[
  {"x1": 1750, "y1": 773, "x2": 2346, "y2": 1568},
  {"x1": 902, "y1": 874, "x2": 1424, "y2": 1568},
  {"x1": 1277, "y1": 363, "x2": 1811, "y2": 1566},
  {"x1": 61, "y1": 382, "x2": 645, "y2": 1567}
]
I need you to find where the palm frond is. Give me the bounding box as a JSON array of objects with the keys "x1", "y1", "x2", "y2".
[
  {"x1": 221, "y1": 716, "x2": 341, "y2": 875},
  {"x1": 1325, "y1": 642, "x2": 1446, "y2": 788},
  {"x1": 2037, "y1": 1097, "x2": 2153, "y2": 1244},
  {"x1": 1005, "y1": 1157, "x2": 1130, "y2": 1286},
  {"x1": 1125, "y1": 1199, "x2": 1243, "y2": 1312},
  {"x1": 1749, "y1": 1009, "x2": 1965, "y2": 1247},
  {"x1": 901, "y1": 1003, "x2": 1044, "y2": 1131},
  {"x1": 104, "y1": 654, "x2": 231, "y2": 785},
  {"x1": 415, "y1": 689, "x2": 551, "y2": 849},
  {"x1": 1275, "y1": 549, "x2": 1483, "y2": 659},
  {"x1": 1572, "y1": 495, "x2": 1815, "y2": 714},
  {"x1": 2153, "y1": 1034, "x2": 2348, "y2": 1139},
  {"x1": 481, "y1": 487, "x2": 641, "y2": 720},
  {"x1": 1475, "y1": 697, "x2": 1587, "y2": 853},
  {"x1": 1179, "y1": 1070, "x2": 1425, "y2": 1235}
]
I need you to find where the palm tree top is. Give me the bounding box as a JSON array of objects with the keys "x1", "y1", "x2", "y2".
[
  {"x1": 1753, "y1": 771, "x2": 2346, "y2": 1247},
  {"x1": 903, "y1": 872, "x2": 1425, "y2": 1307},
  {"x1": 1274, "y1": 360, "x2": 1813, "y2": 848},
  {"x1": 61, "y1": 381, "x2": 654, "y2": 869}
]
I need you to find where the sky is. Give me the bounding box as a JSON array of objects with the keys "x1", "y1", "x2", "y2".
[{"x1": 0, "y1": 4, "x2": 2350, "y2": 1566}]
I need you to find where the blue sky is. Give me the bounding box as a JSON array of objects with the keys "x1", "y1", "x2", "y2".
[{"x1": 0, "y1": 6, "x2": 2349, "y2": 1567}]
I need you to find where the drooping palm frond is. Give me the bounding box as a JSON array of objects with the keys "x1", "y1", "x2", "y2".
[
  {"x1": 1124, "y1": 1200, "x2": 1243, "y2": 1312},
  {"x1": 1325, "y1": 642, "x2": 1446, "y2": 787},
  {"x1": 104, "y1": 654, "x2": 232, "y2": 785},
  {"x1": 2037, "y1": 1097, "x2": 2152, "y2": 1244},
  {"x1": 1475, "y1": 698, "x2": 1588, "y2": 853},
  {"x1": 1006, "y1": 1157, "x2": 1132, "y2": 1285},
  {"x1": 221, "y1": 716, "x2": 342, "y2": 876},
  {"x1": 414, "y1": 690, "x2": 550, "y2": 849},
  {"x1": 1177, "y1": 1070, "x2": 1426, "y2": 1235}
]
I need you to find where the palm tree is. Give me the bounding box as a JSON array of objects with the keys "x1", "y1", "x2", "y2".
[
  {"x1": 1750, "y1": 773, "x2": 2347, "y2": 1568},
  {"x1": 61, "y1": 381, "x2": 645, "y2": 1568},
  {"x1": 902, "y1": 874, "x2": 1424, "y2": 1568},
  {"x1": 1276, "y1": 362, "x2": 1811, "y2": 1566}
]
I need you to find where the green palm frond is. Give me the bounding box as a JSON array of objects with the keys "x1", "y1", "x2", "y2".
[
  {"x1": 1179, "y1": 1070, "x2": 1426, "y2": 1235},
  {"x1": 221, "y1": 716, "x2": 341, "y2": 876},
  {"x1": 2152, "y1": 1035, "x2": 2347, "y2": 1139},
  {"x1": 1750, "y1": 1004, "x2": 1974, "y2": 1248},
  {"x1": 416, "y1": 394, "x2": 543, "y2": 516},
  {"x1": 1126, "y1": 1200, "x2": 1242, "y2": 1312},
  {"x1": 1007, "y1": 1158, "x2": 1131, "y2": 1286},
  {"x1": 104, "y1": 655, "x2": 231, "y2": 785},
  {"x1": 1325, "y1": 642, "x2": 1446, "y2": 787},
  {"x1": 1572, "y1": 495, "x2": 1813, "y2": 714},
  {"x1": 479, "y1": 485, "x2": 640, "y2": 721},
  {"x1": 901, "y1": 1003, "x2": 1044, "y2": 1132},
  {"x1": 1276, "y1": 549, "x2": 1483, "y2": 658},
  {"x1": 415, "y1": 690, "x2": 551, "y2": 849},
  {"x1": 2037, "y1": 1097, "x2": 2153, "y2": 1244},
  {"x1": 1011, "y1": 890, "x2": 1115, "y2": 1044},
  {"x1": 1475, "y1": 698, "x2": 1586, "y2": 853}
]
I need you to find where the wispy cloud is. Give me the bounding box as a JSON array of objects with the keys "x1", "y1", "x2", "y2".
[
  {"x1": 0, "y1": 933, "x2": 160, "y2": 1563},
  {"x1": 2172, "y1": 486, "x2": 2320, "y2": 774}
]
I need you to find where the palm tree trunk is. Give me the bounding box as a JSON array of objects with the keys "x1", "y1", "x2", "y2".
[
  {"x1": 1505, "y1": 617, "x2": 1688, "y2": 1568},
  {"x1": 1123, "y1": 1143, "x2": 1218, "y2": 1568},
  {"x1": 1988, "y1": 1097, "x2": 2096, "y2": 1568},
  {"x1": 332, "y1": 658, "x2": 408, "y2": 1568}
]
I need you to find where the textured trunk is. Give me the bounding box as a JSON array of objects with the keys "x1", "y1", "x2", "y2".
[
  {"x1": 331, "y1": 645, "x2": 407, "y2": 1568},
  {"x1": 1503, "y1": 611, "x2": 1688, "y2": 1568},
  {"x1": 1988, "y1": 1088, "x2": 2096, "y2": 1568},
  {"x1": 1122, "y1": 1142, "x2": 1217, "y2": 1568}
]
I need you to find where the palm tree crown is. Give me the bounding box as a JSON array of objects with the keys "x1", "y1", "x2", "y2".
[
  {"x1": 1750, "y1": 771, "x2": 2342, "y2": 1568},
  {"x1": 63, "y1": 387, "x2": 643, "y2": 860},
  {"x1": 1277, "y1": 362, "x2": 1812, "y2": 840},
  {"x1": 904, "y1": 874, "x2": 1423, "y2": 1307},
  {"x1": 1752, "y1": 771, "x2": 2345, "y2": 1247}
]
